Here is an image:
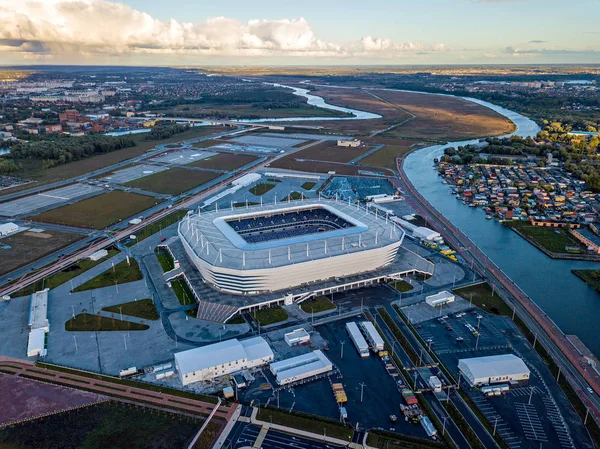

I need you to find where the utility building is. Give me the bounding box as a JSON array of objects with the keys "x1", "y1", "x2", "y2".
[
  {"x1": 458, "y1": 354, "x2": 530, "y2": 386},
  {"x1": 0, "y1": 222, "x2": 18, "y2": 236},
  {"x1": 174, "y1": 337, "x2": 273, "y2": 385},
  {"x1": 425, "y1": 291, "x2": 455, "y2": 307},
  {"x1": 270, "y1": 350, "x2": 333, "y2": 385},
  {"x1": 284, "y1": 328, "x2": 310, "y2": 346}
]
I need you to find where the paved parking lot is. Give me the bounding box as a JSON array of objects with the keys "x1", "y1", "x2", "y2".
[
  {"x1": 151, "y1": 149, "x2": 217, "y2": 165},
  {"x1": 225, "y1": 422, "x2": 347, "y2": 449},
  {"x1": 0, "y1": 184, "x2": 104, "y2": 217},
  {"x1": 100, "y1": 164, "x2": 170, "y2": 184}
]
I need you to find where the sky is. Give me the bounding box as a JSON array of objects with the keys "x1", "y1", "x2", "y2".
[{"x1": 0, "y1": 0, "x2": 599, "y2": 66}]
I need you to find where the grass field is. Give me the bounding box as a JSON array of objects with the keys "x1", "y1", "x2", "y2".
[
  {"x1": 281, "y1": 191, "x2": 307, "y2": 201},
  {"x1": 102, "y1": 298, "x2": 159, "y2": 321},
  {"x1": 128, "y1": 209, "x2": 187, "y2": 244},
  {"x1": 252, "y1": 306, "x2": 288, "y2": 325},
  {"x1": 269, "y1": 157, "x2": 365, "y2": 176},
  {"x1": 0, "y1": 400, "x2": 200, "y2": 449},
  {"x1": 29, "y1": 191, "x2": 160, "y2": 229},
  {"x1": 572, "y1": 270, "x2": 600, "y2": 293},
  {"x1": 300, "y1": 296, "x2": 336, "y2": 313},
  {"x1": 65, "y1": 313, "x2": 149, "y2": 331},
  {"x1": 0, "y1": 230, "x2": 83, "y2": 277},
  {"x1": 156, "y1": 251, "x2": 175, "y2": 272},
  {"x1": 73, "y1": 258, "x2": 143, "y2": 292},
  {"x1": 2, "y1": 127, "x2": 226, "y2": 196},
  {"x1": 301, "y1": 181, "x2": 316, "y2": 190},
  {"x1": 284, "y1": 140, "x2": 373, "y2": 163},
  {"x1": 170, "y1": 278, "x2": 195, "y2": 306},
  {"x1": 391, "y1": 280, "x2": 414, "y2": 292},
  {"x1": 11, "y1": 248, "x2": 119, "y2": 297},
  {"x1": 366, "y1": 430, "x2": 443, "y2": 449},
  {"x1": 504, "y1": 221, "x2": 585, "y2": 254},
  {"x1": 171, "y1": 102, "x2": 348, "y2": 119},
  {"x1": 360, "y1": 144, "x2": 416, "y2": 169},
  {"x1": 249, "y1": 182, "x2": 276, "y2": 196},
  {"x1": 453, "y1": 282, "x2": 510, "y2": 316},
  {"x1": 187, "y1": 153, "x2": 258, "y2": 171},
  {"x1": 257, "y1": 406, "x2": 353, "y2": 441},
  {"x1": 125, "y1": 167, "x2": 221, "y2": 195}
]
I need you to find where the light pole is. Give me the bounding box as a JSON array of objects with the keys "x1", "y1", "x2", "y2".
[
  {"x1": 119, "y1": 306, "x2": 123, "y2": 322},
  {"x1": 359, "y1": 382, "x2": 366, "y2": 403},
  {"x1": 123, "y1": 334, "x2": 127, "y2": 351},
  {"x1": 73, "y1": 335, "x2": 78, "y2": 351},
  {"x1": 475, "y1": 333, "x2": 480, "y2": 351},
  {"x1": 442, "y1": 416, "x2": 448, "y2": 436},
  {"x1": 493, "y1": 416, "x2": 499, "y2": 436},
  {"x1": 340, "y1": 341, "x2": 345, "y2": 359},
  {"x1": 70, "y1": 305, "x2": 76, "y2": 318}
]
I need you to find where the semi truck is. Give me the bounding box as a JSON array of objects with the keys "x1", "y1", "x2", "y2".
[{"x1": 346, "y1": 322, "x2": 369, "y2": 358}]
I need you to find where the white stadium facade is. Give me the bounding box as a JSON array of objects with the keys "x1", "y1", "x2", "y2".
[{"x1": 178, "y1": 199, "x2": 405, "y2": 295}]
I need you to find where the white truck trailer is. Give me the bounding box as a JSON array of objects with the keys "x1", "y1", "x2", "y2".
[{"x1": 346, "y1": 322, "x2": 370, "y2": 358}]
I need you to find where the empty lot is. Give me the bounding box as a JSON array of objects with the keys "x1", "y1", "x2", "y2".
[
  {"x1": 187, "y1": 153, "x2": 258, "y2": 171},
  {"x1": 0, "y1": 230, "x2": 83, "y2": 275},
  {"x1": 29, "y1": 191, "x2": 160, "y2": 229},
  {"x1": 283, "y1": 140, "x2": 373, "y2": 163},
  {"x1": 125, "y1": 167, "x2": 222, "y2": 195}
]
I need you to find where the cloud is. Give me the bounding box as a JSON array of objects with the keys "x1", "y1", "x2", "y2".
[
  {"x1": 528, "y1": 40, "x2": 547, "y2": 44},
  {"x1": 503, "y1": 46, "x2": 599, "y2": 57},
  {"x1": 0, "y1": 0, "x2": 443, "y2": 61}
]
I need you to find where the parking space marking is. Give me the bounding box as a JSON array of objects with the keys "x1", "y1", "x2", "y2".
[
  {"x1": 515, "y1": 402, "x2": 547, "y2": 442},
  {"x1": 542, "y1": 396, "x2": 575, "y2": 449},
  {"x1": 507, "y1": 386, "x2": 543, "y2": 397}
]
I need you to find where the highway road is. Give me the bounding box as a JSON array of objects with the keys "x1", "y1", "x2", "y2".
[{"x1": 396, "y1": 154, "x2": 600, "y2": 425}]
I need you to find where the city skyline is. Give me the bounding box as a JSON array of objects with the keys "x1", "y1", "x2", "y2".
[{"x1": 0, "y1": 0, "x2": 599, "y2": 66}]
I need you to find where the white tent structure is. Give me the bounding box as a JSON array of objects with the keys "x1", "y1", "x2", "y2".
[{"x1": 458, "y1": 354, "x2": 530, "y2": 386}]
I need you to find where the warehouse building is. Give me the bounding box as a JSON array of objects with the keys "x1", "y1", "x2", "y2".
[
  {"x1": 270, "y1": 350, "x2": 333, "y2": 386},
  {"x1": 425, "y1": 291, "x2": 455, "y2": 307},
  {"x1": 26, "y1": 289, "x2": 50, "y2": 358},
  {"x1": 458, "y1": 354, "x2": 530, "y2": 387},
  {"x1": 0, "y1": 222, "x2": 18, "y2": 236},
  {"x1": 174, "y1": 336, "x2": 273, "y2": 385}
]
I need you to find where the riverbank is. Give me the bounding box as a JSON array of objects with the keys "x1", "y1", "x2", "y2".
[{"x1": 572, "y1": 270, "x2": 600, "y2": 293}]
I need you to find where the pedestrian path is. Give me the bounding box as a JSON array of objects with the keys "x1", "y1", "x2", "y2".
[{"x1": 253, "y1": 425, "x2": 269, "y2": 448}]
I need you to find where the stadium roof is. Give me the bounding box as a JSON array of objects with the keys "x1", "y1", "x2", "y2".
[
  {"x1": 458, "y1": 354, "x2": 530, "y2": 380},
  {"x1": 179, "y1": 199, "x2": 403, "y2": 271}
]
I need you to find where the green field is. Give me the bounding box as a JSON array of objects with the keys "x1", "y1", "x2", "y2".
[
  {"x1": 170, "y1": 278, "x2": 195, "y2": 306},
  {"x1": 187, "y1": 153, "x2": 258, "y2": 171},
  {"x1": 252, "y1": 306, "x2": 288, "y2": 325},
  {"x1": 249, "y1": 183, "x2": 276, "y2": 196},
  {"x1": 301, "y1": 181, "x2": 316, "y2": 190},
  {"x1": 572, "y1": 270, "x2": 600, "y2": 293},
  {"x1": 73, "y1": 258, "x2": 143, "y2": 292},
  {"x1": 125, "y1": 167, "x2": 221, "y2": 195},
  {"x1": 11, "y1": 248, "x2": 120, "y2": 297},
  {"x1": 102, "y1": 298, "x2": 159, "y2": 321},
  {"x1": 300, "y1": 296, "x2": 336, "y2": 313},
  {"x1": 0, "y1": 400, "x2": 201, "y2": 449},
  {"x1": 504, "y1": 221, "x2": 584, "y2": 254},
  {"x1": 366, "y1": 430, "x2": 444, "y2": 449},
  {"x1": 30, "y1": 191, "x2": 160, "y2": 229},
  {"x1": 156, "y1": 251, "x2": 175, "y2": 272},
  {"x1": 281, "y1": 191, "x2": 307, "y2": 202},
  {"x1": 257, "y1": 406, "x2": 353, "y2": 441},
  {"x1": 453, "y1": 282, "x2": 510, "y2": 316},
  {"x1": 65, "y1": 313, "x2": 149, "y2": 331},
  {"x1": 128, "y1": 210, "x2": 187, "y2": 244},
  {"x1": 390, "y1": 280, "x2": 414, "y2": 292}
]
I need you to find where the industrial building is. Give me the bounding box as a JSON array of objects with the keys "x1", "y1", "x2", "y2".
[
  {"x1": 458, "y1": 354, "x2": 530, "y2": 386},
  {"x1": 26, "y1": 289, "x2": 49, "y2": 358},
  {"x1": 270, "y1": 350, "x2": 333, "y2": 385},
  {"x1": 359, "y1": 321, "x2": 384, "y2": 352},
  {"x1": 178, "y1": 199, "x2": 405, "y2": 295},
  {"x1": 88, "y1": 249, "x2": 108, "y2": 261},
  {"x1": 0, "y1": 222, "x2": 18, "y2": 236},
  {"x1": 425, "y1": 291, "x2": 455, "y2": 307},
  {"x1": 346, "y1": 322, "x2": 369, "y2": 357},
  {"x1": 284, "y1": 328, "x2": 310, "y2": 346},
  {"x1": 174, "y1": 336, "x2": 273, "y2": 385},
  {"x1": 337, "y1": 139, "x2": 361, "y2": 147}
]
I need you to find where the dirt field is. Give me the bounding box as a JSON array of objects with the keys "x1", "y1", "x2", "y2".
[
  {"x1": 269, "y1": 157, "x2": 371, "y2": 176},
  {"x1": 29, "y1": 191, "x2": 160, "y2": 229},
  {"x1": 301, "y1": 87, "x2": 514, "y2": 141},
  {"x1": 2, "y1": 126, "x2": 226, "y2": 195},
  {"x1": 0, "y1": 230, "x2": 83, "y2": 275},
  {"x1": 0, "y1": 374, "x2": 105, "y2": 427},
  {"x1": 125, "y1": 167, "x2": 221, "y2": 195},
  {"x1": 285, "y1": 140, "x2": 374, "y2": 163},
  {"x1": 187, "y1": 153, "x2": 258, "y2": 171}
]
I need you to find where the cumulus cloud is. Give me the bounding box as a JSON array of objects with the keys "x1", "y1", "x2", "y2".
[{"x1": 0, "y1": 0, "x2": 444, "y2": 60}]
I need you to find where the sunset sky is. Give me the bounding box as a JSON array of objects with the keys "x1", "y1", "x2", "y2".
[{"x1": 1, "y1": 0, "x2": 599, "y2": 65}]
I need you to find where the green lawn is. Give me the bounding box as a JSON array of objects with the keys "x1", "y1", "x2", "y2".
[
  {"x1": 102, "y1": 298, "x2": 159, "y2": 321},
  {"x1": 257, "y1": 406, "x2": 353, "y2": 441},
  {"x1": 572, "y1": 270, "x2": 600, "y2": 293},
  {"x1": 366, "y1": 430, "x2": 444, "y2": 449},
  {"x1": 170, "y1": 278, "x2": 195, "y2": 306},
  {"x1": 453, "y1": 282, "x2": 510, "y2": 316},
  {"x1": 249, "y1": 183, "x2": 276, "y2": 196},
  {"x1": 11, "y1": 248, "x2": 119, "y2": 297},
  {"x1": 252, "y1": 306, "x2": 288, "y2": 326},
  {"x1": 72, "y1": 258, "x2": 143, "y2": 292},
  {"x1": 65, "y1": 313, "x2": 149, "y2": 331},
  {"x1": 127, "y1": 210, "x2": 187, "y2": 245},
  {"x1": 281, "y1": 191, "x2": 307, "y2": 202},
  {"x1": 504, "y1": 221, "x2": 584, "y2": 254},
  {"x1": 125, "y1": 167, "x2": 221, "y2": 195},
  {"x1": 0, "y1": 400, "x2": 201, "y2": 449},
  {"x1": 156, "y1": 251, "x2": 175, "y2": 272},
  {"x1": 390, "y1": 280, "x2": 414, "y2": 292},
  {"x1": 301, "y1": 181, "x2": 317, "y2": 190},
  {"x1": 300, "y1": 296, "x2": 336, "y2": 313},
  {"x1": 227, "y1": 315, "x2": 246, "y2": 324}
]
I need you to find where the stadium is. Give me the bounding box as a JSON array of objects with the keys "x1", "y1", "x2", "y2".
[{"x1": 178, "y1": 199, "x2": 406, "y2": 295}]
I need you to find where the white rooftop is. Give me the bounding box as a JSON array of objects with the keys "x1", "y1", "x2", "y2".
[
  {"x1": 459, "y1": 354, "x2": 530, "y2": 379},
  {"x1": 29, "y1": 289, "x2": 49, "y2": 331},
  {"x1": 174, "y1": 336, "x2": 272, "y2": 375}
]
